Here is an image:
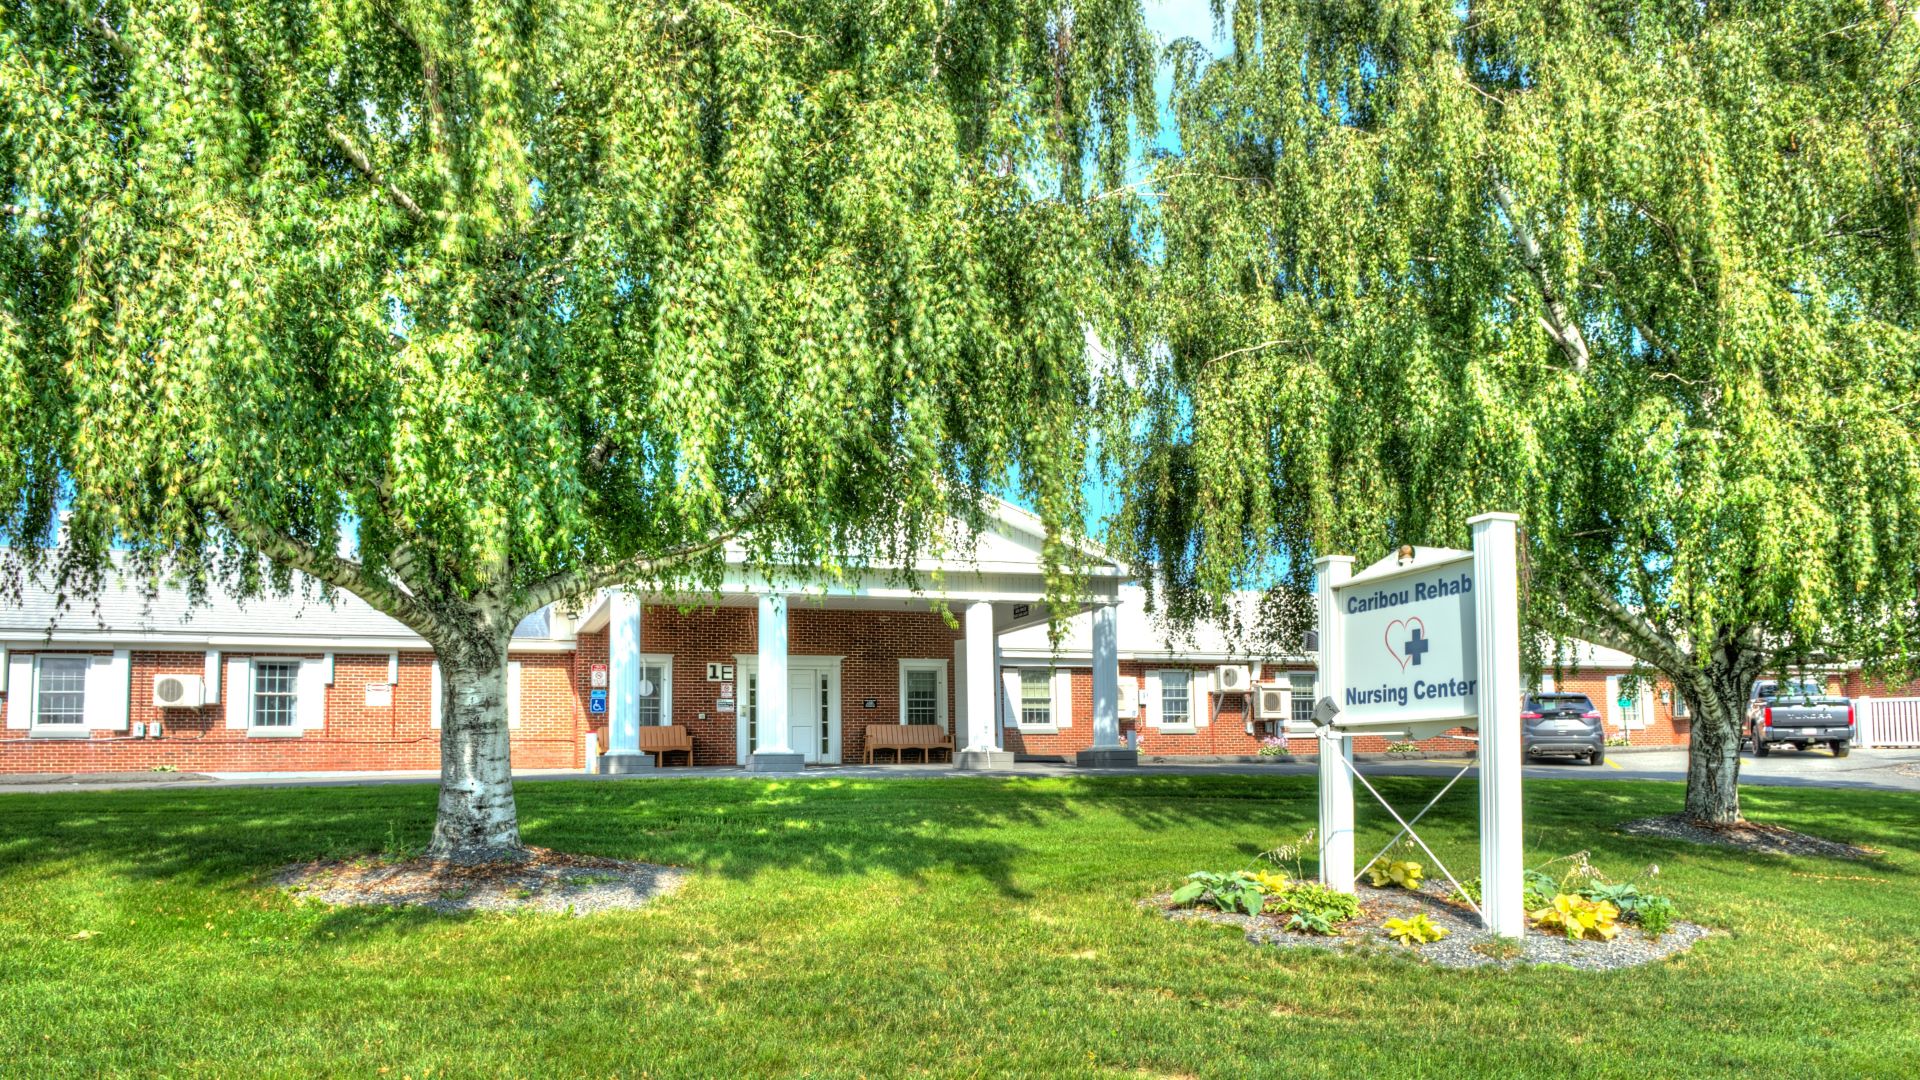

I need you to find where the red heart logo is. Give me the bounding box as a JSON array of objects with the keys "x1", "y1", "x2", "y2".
[{"x1": 1384, "y1": 617, "x2": 1426, "y2": 671}]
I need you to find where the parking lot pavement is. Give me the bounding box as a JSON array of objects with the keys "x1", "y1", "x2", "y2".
[
  {"x1": 1370, "y1": 747, "x2": 1920, "y2": 793},
  {"x1": 3, "y1": 748, "x2": 1916, "y2": 795}
]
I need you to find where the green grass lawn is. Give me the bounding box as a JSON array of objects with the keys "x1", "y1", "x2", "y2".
[{"x1": 2, "y1": 774, "x2": 1917, "y2": 1078}]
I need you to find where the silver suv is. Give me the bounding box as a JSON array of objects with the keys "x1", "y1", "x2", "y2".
[{"x1": 1521, "y1": 693, "x2": 1606, "y2": 765}]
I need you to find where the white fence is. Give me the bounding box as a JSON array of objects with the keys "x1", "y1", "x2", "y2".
[{"x1": 1858, "y1": 697, "x2": 1920, "y2": 749}]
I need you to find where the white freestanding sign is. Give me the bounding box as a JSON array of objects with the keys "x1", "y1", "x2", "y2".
[
  {"x1": 1315, "y1": 513, "x2": 1526, "y2": 938},
  {"x1": 1336, "y1": 554, "x2": 1479, "y2": 731}
]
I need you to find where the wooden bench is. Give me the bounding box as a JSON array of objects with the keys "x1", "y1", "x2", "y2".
[
  {"x1": 638, "y1": 725, "x2": 695, "y2": 767},
  {"x1": 865, "y1": 724, "x2": 954, "y2": 764}
]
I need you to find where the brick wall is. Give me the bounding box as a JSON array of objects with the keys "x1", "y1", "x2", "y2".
[
  {"x1": 4, "y1": 618, "x2": 1738, "y2": 774},
  {"x1": 579, "y1": 603, "x2": 966, "y2": 766},
  {"x1": 1, "y1": 648, "x2": 579, "y2": 773},
  {"x1": 1546, "y1": 670, "x2": 1691, "y2": 748},
  {"x1": 1842, "y1": 671, "x2": 1920, "y2": 698}
]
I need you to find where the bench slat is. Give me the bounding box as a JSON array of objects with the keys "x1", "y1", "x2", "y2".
[
  {"x1": 636, "y1": 726, "x2": 695, "y2": 766},
  {"x1": 864, "y1": 724, "x2": 954, "y2": 764}
]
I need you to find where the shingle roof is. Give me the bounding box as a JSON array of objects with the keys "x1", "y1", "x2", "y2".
[{"x1": 0, "y1": 556, "x2": 420, "y2": 645}]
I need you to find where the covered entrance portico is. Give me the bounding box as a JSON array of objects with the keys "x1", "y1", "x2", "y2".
[{"x1": 578, "y1": 502, "x2": 1133, "y2": 772}]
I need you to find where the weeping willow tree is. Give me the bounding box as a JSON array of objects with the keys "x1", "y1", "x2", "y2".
[
  {"x1": 0, "y1": 0, "x2": 1154, "y2": 859},
  {"x1": 1104, "y1": 0, "x2": 1920, "y2": 823}
]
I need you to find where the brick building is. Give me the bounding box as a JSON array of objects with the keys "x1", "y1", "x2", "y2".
[{"x1": 2, "y1": 502, "x2": 1708, "y2": 773}]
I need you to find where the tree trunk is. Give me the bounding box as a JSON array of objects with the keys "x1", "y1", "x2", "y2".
[
  {"x1": 426, "y1": 637, "x2": 524, "y2": 862},
  {"x1": 1680, "y1": 650, "x2": 1757, "y2": 825}
]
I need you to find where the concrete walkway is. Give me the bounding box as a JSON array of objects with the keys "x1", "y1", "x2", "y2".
[{"x1": 3, "y1": 747, "x2": 1917, "y2": 795}]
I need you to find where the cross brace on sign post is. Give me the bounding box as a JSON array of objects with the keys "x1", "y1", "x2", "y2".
[{"x1": 1325, "y1": 732, "x2": 1483, "y2": 922}]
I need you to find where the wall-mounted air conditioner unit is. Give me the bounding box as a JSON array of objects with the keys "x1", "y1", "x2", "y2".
[
  {"x1": 1214, "y1": 664, "x2": 1252, "y2": 693},
  {"x1": 1255, "y1": 683, "x2": 1292, "y2": 720},
  {"x1": 152, "y1": 673, "x2": 205, "y2": 709}
]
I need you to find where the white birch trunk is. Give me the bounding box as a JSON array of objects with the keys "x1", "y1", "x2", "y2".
[{"x1": 427, "y1": 647, "x2": 524, "y2": 862}]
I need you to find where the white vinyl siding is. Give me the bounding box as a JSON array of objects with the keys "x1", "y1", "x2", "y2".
[
  {"x1": 219, "y1": 656, "x2": 323, "y2": 735},
  {"x1": 10, "y1": 653, "x2": 130, "y2": 734},
  {"x1": 1146, "y1": 669, "x2": 1205, "y2": 731}
]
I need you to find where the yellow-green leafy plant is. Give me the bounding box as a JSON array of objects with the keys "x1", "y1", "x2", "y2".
[
  {"x1": 1530, "y1": 894, "x2": 1621, "y2": 941},
  {"x1": 1251, "y1": 870, "x2": 1292, "y2": 898},
  {"x1": 1270, "y1": 881, "x2": 1362, "y2": 934},
  {"x1": 1366, "y1": 857, "x2": 1425, "y2": 891},
  {"x1": 1383, "y1": 914, "x2": 1449, "y2": 945}
]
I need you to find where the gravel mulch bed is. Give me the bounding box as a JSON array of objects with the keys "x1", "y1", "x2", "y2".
[
  {"x1": 279, "y1": 846, "x2": 686, "y2": 915},
  {"x1": 1149, "y1": 882, "x2": 1711, "y2": 971},
  {"x1": 1617, "y1": 813, "x2": 1878, "y2": 859}
]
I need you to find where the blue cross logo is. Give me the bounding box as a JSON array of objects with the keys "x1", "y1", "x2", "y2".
[{"x1": 1403, "y1": 627, "x2": 1430, "y2": 667}]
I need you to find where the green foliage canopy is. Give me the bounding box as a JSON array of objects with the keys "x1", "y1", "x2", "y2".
[
  {"x1": 1, "y1": 0, "x2": 1156, "y2": 641},
  {"x1": 1107, "y1": 0, "x2": 1920, "y2": 694}
]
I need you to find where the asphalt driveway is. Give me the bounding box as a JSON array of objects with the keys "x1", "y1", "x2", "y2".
[{"x1": 3, "y1": 747, "x2": 1917, "y2": 795}]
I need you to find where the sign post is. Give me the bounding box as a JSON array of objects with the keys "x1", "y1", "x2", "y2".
[
  {"x1": 1313, "y1": 513, "x2": 1525, "y2": 937},
  {"x1": 1314, "y1": 554, "x2": 1355, "y2": 894},
  {"x1": 1469, "y1": 513, "x2": 1525, "y2": 937}
]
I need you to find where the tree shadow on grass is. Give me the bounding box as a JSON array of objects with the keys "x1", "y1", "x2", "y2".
[
  {"x1": 0, "y1": 774, "x2": 1911, "y2": 912},
  {"x1": 0, "y1": 774, "x2": 1319, "y2": 902}
]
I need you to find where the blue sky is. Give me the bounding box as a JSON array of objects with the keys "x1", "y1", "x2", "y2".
[{"x1": 1074, "y1": 1, "x2": 1221, "y2": 538}]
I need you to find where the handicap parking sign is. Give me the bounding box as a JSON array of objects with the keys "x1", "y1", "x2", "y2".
[{"x1": 589, "y1": 688, "x2": 607, "y2": 714}]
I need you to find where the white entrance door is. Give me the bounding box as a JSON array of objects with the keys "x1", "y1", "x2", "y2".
[
  {"x1": 790, "y1": 669, "x2": 822, "y2": 764},
  {"x1": 737, "y1": 659, "x2": 841, "y2": 765}
]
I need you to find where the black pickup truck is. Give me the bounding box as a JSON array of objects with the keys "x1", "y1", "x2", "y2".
[{"x1": 1744, "y1": 679, "x2": 1855, "y2": 757}]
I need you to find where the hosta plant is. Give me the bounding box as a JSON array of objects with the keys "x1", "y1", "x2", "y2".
[
  {"x1": 1271, "y1": 881, "x2": 1362, "y2": 933},
  {"x1": 1286, "y1": 911, "x2": 1336, "y2": 935},
  {"x1": 1633, "y1": 896, "x2": 1677, "y2": 937},
  {"x1": 1522, "y1": 869, "x2": 1560, "y2": 911},
  {"x1": 1366, "y1": 858, "x2": 1425, "y2": 891},
  {"x1": 1251, "y1": 870, "x2": 1292, "y2": 897},
  {"x1": 1531, "y1": 894, "x2": 1622, "y2": 941},
  {"x1": 1384, "y1": 914, "x2": 1449, "y2": 945},
  {"x1": 1583, "y1": 881, "x2": 1677, "y2": 934},
  {"x1": 1170, "y1": 872, "x2": 1266, "y2": 917}
]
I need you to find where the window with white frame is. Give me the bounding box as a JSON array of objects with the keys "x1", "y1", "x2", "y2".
[
  {"x1": 899, "y1": 660, "x2": 946, "y2": 727},
  {"x1": 251, "y1": 661, "x2": 300, "y2": 728},
  {"x1": 35, "y1": 656, "x2": 88, "y2": 727},
  {"x1": 905, "y1": 670, "x2": 938, "y2": 724},
  {"x1": 1159, "y1": 670, "x2": 1193, "y2": 726},
  {"x1": 638, "y1": 662, "x2": 666, "y2": 726},
  {"x1": 1019, "y1": 669, "x2": 1052, "y2": 726},
  {"x1": 820, "y1": 672, "x2": 831, "y2": 757},
  {"x1": 1289, "y1": 673, "x2": 1315, "y2": 730}
]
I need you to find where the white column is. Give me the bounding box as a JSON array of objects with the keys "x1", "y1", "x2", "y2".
[
  {"x1": 1090, "y1": 603, "x2": 1122, "y2": 748},
  {"x1": 609, "y1": 591, "x2": 643, "y2": 754},
  {"x1": 1471, "y1": 512, "x2": 1525, "y2": 938},
  {"x1": 754, "y1": 593, "x2": 793, "y2": 756},
  {"x1": 1315, "y1": 554, "x2": 1355, "y2": 892},
  {"x1": 962, "y1": 601, "x2": 997, "y2": 753}
]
